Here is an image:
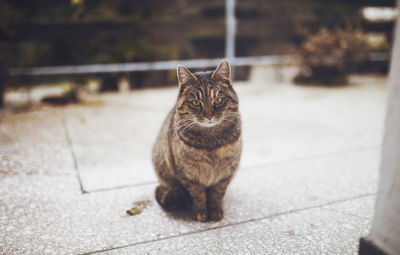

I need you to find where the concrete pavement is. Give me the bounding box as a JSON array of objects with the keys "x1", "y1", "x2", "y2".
[{"x1": 0, "y1": 74, "x2": 387, "y2": 254}]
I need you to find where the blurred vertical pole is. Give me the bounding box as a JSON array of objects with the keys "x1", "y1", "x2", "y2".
[
  {"x1": 359, "y1": 1, "x2": 400, "y2": 255},
  {"x1": 0, "y1": 61, "x2": 6, "y2": 108},
  {"x1": 225, "y1": 0, "x2": 236, "y2": 80}
]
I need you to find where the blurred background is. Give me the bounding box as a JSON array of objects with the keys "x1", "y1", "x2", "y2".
[
  {"x1": 0, "y1": 0, "x2": 396, "y2": 108},
  {"x1": 0, "y1": 2, "x2": 397, "y2": 253}
]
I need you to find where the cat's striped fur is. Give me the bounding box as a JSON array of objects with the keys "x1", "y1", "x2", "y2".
[{"x1": 152, "y1": 60, "x2": 242, "y2": 221}]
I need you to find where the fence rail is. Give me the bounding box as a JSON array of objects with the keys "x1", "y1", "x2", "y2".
[
  {"x1": 8, "y1": 52, "x2": 389, "y2": 77},
  {"x1": 9, "y1": 55, "x2": 296, "y2": 76}
]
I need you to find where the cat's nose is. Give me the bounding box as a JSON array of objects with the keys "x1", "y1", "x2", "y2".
[{"x1": 206, "y1": 114, "x2": 213, "y2": 120}]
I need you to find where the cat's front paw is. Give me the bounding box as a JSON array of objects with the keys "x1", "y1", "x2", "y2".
[
  {"x1": 192, "y1": 211, "x2": 208, "y2": 222},
  {"x1": 209, "y1": 207, "x2": 224, "y2": 221}
]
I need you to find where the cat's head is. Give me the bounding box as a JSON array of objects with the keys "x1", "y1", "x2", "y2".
[{"x1": 175, "y1": 60, "x2": 239, "y2": 129}]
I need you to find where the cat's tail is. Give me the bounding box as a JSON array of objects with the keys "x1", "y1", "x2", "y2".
[{"x1": 155, "y1": 184, "x2": 191, "y2": 211}]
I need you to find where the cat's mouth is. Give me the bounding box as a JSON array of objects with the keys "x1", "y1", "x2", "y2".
[{"x1": 198, "y1": 119, "x2": 219, "y2": 128}]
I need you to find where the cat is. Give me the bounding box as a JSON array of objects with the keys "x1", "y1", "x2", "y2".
[{"x1": 152, "y1": 60, "x2": 242, "y2": 221}]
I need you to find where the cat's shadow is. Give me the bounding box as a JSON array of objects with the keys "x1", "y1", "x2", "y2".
[
  {"x1": 160, "y1": 204, "x2": 195, "y2": 222},
  {"x1": 164, "y1": 210, "x2": 193, "y2": 222}
]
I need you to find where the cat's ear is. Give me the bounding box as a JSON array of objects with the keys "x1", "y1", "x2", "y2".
[
  {"x1": 177, "y1": 65, "x2": 197, "y2": 86},
  {"x1": 212, "y1": 59, "x2": 231, "y2": 81}
]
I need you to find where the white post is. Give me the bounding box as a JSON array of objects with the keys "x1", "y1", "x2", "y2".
[
  {"x1": 225, "y1": 0, "x2": 236, "y2": 79},
  {"x1": 362, "y1": 2, "x2": 400, "y2": 254}
]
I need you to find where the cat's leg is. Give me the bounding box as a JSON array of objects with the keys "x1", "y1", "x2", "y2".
[
  {"x1": 175, "y1": 171, "x2": 208, "y2": 221},
  {"x1": 155, "y1": 185, "x2": 175, "y2": 210},
  {"x1": 183, "y1": 183, "x2": 208, "y2": 221},
  {"x1": 155, "y1": 184, "x2": 190, "y2": 211},
  {"x1": 207, "y1": 177, "x2": 231, "y2": 221}
]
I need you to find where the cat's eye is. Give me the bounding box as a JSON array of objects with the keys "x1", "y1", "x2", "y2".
[
  {"x1": 191, "y1": 100, "x2": 201, "y2": 107},
  {"x1": 214, "y1": 97, "x2": 224, "y2": 105}
]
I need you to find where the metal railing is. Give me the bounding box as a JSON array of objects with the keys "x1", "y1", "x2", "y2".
[{"x1": 9, "y1": 55, "x2": 296, "y2": 76}]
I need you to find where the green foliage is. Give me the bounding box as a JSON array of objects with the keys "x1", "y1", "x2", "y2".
[
  {"x1": 343, "y1": 29, "x2": 390, "y2": 52},
  {"x1": 294, "y1": 28, "x2": 348, "y2": 85}
]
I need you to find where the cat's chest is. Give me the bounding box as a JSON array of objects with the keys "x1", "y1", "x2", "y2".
[{"x1": 177, "y1": 139, "x2": 241, "y2": 186}]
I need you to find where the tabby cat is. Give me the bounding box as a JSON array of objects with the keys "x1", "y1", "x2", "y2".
[{"x1": 152, "y1": 60, "x2": 242, "y2": 221}]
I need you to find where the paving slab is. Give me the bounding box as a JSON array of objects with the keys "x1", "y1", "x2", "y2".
[
  {"x1": 65, "y1": 76, "x2": 386, "y2": 192},
  {"x1": 0, "y1": 147, "x2": 379, "y2": 254},
  {"x1": 64, "y1": 90, "x2": 179, "y2": 192},
  {"x1": 65, "y1": 109, "x2": 158, "y2": 192},
  {"x1": 238, "y1": 78, "x2": 386, "y2": 168},
  {"x1": 100, "y1": 196, "x2": 375, "y2": 255},
  {"x1": 0, "y1": 108, "x2": 75, "y2": 177}
]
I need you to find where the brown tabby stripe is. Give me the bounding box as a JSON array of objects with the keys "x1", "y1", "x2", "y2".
[{"x1": 177, "y1": 124, "x2": 241, "y2": 150}]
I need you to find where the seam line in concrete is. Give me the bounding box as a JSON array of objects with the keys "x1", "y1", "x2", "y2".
[
  {"x1": 83, "y1": 145, "x2": 380, "y2": 194},
  {"x1": 62, "y1": 117, "x2": 86, "y2": 194},
  {"x1": 82, "y1": 181, "x2": 156, "y2": 194},
  {"x1": 80, "y1": 192, "x2": 375, "y2": 255},
  {"x1": 241, "y1": 145, "x2": 381, "y2": 171},
  {"x1": 321, "y1": 206, "x2": 373, "y2": 221}
]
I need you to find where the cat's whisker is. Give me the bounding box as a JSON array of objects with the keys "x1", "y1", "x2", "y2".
[
  {"x1": 180, "y1": 121, "x2": 198, "y2": 134},
  {"x1": 175, "y1": 118, "x2": 193, "y2": 124},
  {"x1": 222, "y1": 119, "x2": 241, "y2": 130},
  {"x1": 223, "y1": 119, "x2": 240, "y2": 125},
  {"x1": 177, "y1": 118, "x2": 196, "y2": 131},
  {"x1": 223, "y1": 113, "x2": 240, "y2": 118},
  {"x1": 223, "y1": 116, "x2": 240, "y2": 124},
  {"x1": 223, "y1": 118, "x2": 240, "y2": 124},
  {"x1": 174, "y1": 119, "x2": 194, "y2": 128},
  {"x1": 223, "y1": 114, "x2": 240, "y2": 120}
]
